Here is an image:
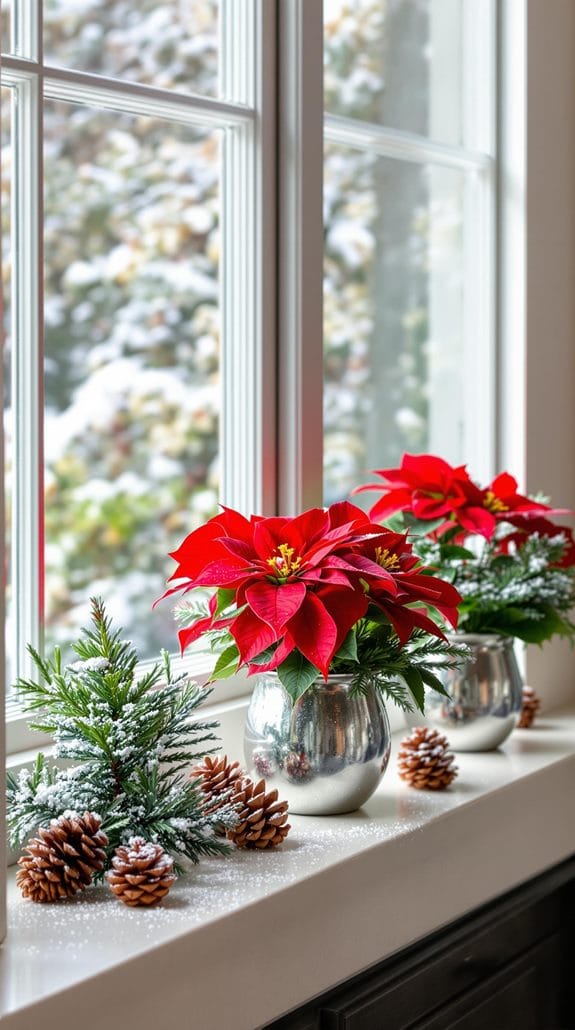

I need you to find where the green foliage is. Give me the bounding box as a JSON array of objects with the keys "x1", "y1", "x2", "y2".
[
  {"x1": 176, "y1": 585, "x2": 466, "y2": 711},
  {"x1": 277, "y1": 651, "x2": 319, "y2": 705},
  {"x1": 416, "y1": 532, "x2": 575, "y2": 645},
  {"x1": 243, "y1": 616, "x2": 466, "y2": 714},
  {"x1": 7, "y1": 598, "x2": 234, "y2": 871},
  {"x1": 329, "y1": 616, "x2": 466, "y2": 713}
]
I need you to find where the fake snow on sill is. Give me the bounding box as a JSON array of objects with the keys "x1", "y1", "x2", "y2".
[{"x1": 9, "y1": 787, "x2": 464, "y2": 949}]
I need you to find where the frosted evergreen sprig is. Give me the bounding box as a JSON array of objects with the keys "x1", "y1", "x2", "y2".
[
  {"x1": 330, "y1": 619, "x2": 469, "y2": 713},
  {"x1": 7, "y1": 597, "x2": 233, "y2": 868},
  {"x1": 416, "y1": 531, "x2": 575, "y2": 644}
]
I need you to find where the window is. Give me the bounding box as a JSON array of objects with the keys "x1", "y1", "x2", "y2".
[
  {"x1": 2, "y1": 0, "x2": 498, "y2": 751},
  {"x1": 323, "y1": 0, "x2": 496, "y2": 504},
  {"x1": 2, "y1": 1, "x2": 276, "y2": 748}
]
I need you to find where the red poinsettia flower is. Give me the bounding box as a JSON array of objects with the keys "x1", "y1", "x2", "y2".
[
  {"x1": 353, "y1": 452, "x2": 495, "y2": 537},
  {"x1": 343, "y1": 530, "x2": 461, "y2": 643},
  {"x1": 159, "y1": 501, "x2": 460, "y2": 679},
  {"x1": 470, "y1": 472, "x2": 571, "y2": 539},
  {"x1": 355, "y1": 454, "x2": 569, "y2": 541},
  {"x1": 353, "y1": 453, "x2": 472, "y2": 525},
  {"x1": 496, "y1": 515, "x2": 575, "y2": 568}
]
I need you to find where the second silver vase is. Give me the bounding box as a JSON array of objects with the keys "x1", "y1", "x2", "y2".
[{"x1": 418, "y1": 633, "x2": 523, "y2": 751}]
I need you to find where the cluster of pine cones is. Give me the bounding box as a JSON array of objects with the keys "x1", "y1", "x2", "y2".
[
  {"x1": 16, "y1": 813, "x2": 175, "y2": 908},
  {"x1": 192, "y1": 755, "x2": 291, "y2": 851},
  {"x1": 17, "y1": 756, "x2": 291, "y2": 908}
]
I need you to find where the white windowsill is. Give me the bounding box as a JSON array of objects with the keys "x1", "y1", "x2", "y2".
[{"x1": 1, "y1": 704, "x2": 574, "y2": 1030}]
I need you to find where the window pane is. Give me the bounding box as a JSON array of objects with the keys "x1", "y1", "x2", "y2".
[
  {"x1": 44, "y1": 0, "x2": 219, "y2": 96},
  {"x1": 1, "y1": 5, "x2": 11, "y2": 54},
  {"x1": 43, "y1": 100, "x2": 220, "y2": 657},
  {"x1": 324, "y1": 0, "x2": 465, "y2": 146},
  {"x1": 1, "y1": 86, "x2": 14, "y2": 687},
  {"x1": 324, "y1": 144, "x2": 469, "y2": 503}
]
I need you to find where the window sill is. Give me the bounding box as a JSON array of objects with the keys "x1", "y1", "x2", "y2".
[{"x1": 1, "y1": 705, "x2": 574, "y2": 1030}]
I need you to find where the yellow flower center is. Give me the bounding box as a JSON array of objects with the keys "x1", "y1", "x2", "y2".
[
  {"x1": 374, "y1": 546, "x2": 401, "y2": 571},
  {"x1": 266, "y1": 543, "x2": 303, "y2": 580},
  {"x1": 483, "y1": 490, "x2": 508, "y2": 514}
]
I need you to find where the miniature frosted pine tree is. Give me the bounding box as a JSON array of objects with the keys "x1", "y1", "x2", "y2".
[{"x1": 7, "y1": 597, "x2": 234, "y2": 872}]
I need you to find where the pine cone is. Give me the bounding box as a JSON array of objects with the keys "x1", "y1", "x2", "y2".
[
  {"x1": 517, "y1": 686, "x2": 541, "y2": 729},
  {"x1": 397, "y1": 727, "x2": 458, "y2": 791},
  {"x1": 107, "y1": 838, "x2": 175, "y2": 907},
  {"x1": 192, "y1": 754, "x2": 243, "y2": 814},
  {"x1": 227, "y1": 776, "x2": 291, "y2": 850},
  {"x1": 16, "y1": 811, "x2": 108, "y2": 903}
]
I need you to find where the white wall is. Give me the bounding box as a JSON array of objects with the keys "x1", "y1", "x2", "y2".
[{"x1": 501, "y1": 0, "x2": 575, "y2": 709}]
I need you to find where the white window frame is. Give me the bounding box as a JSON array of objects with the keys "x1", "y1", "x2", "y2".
[
  {"x1": 2, "y1": 0, "x2": 506, "y2": 757},
  {"x1": 2, "y1": 0, "x2": 280, "y2": 752}
]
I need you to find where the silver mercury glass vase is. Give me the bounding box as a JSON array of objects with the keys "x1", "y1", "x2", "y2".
[
  {"x1": 418, "y1": 633, "x2": 523, "y2": 751},
  {"x1": 244, "y1": 673, "x2": 391, "y2": 815}
]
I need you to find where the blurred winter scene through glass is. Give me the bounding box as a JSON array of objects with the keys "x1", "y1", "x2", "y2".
[
  {"x1": 43, "y1": 100, "x2": 221, "y2": 658},
  {"x1": 324, "y1": 0, "x2": 464, "y2": 145},
  {"x1": 323, "y1": 0, "x2": 469, "y2": 505},
  {"x1": 44, "y1": 0, "x2": 220, "y2": 96},
  {"x1": 1, "y1": 5, "x2": 11, "y2": 56}
]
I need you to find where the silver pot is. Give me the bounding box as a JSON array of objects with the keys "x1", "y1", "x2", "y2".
[
  {"x1": 244, "y1": 673, "x2": 391, "y2": 815},
  {"x1": 418, "y1": 633, "x2": 523, "y2": 751}
]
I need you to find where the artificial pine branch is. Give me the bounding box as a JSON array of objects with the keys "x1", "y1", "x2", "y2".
[
  {"x1": 7, "y1": 598, "x2": 233, "y2": 869},
  {"x1": 331, "y1": 619, "x2": 468, "y2": 712}
]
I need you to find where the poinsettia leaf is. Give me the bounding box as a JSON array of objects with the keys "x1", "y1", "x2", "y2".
[
  {"x1": 401, "y1": 667, "x2": 425, "y2": 712},
  {"x1": 277, "y1": 651, "x2": 319, "y2": 704},
  {"x1": 403, "y1": 514, "x2": 446, "y2": 536},
  {"x1": 286, "y1": 593, "x2": 338, "y2": 676},
  {"x1": 334, "y1": 629, "x2": 358, "y2": 664},
  {"x1": 437, "y1": 524, "x2": 463, "y2": 544},
  {"x1": 211, "y1": 644, "x2": 240, "y2": 680},
  {"x1": 214, "y1": 587, "x2": 237, "y2": 618},
  {"x1": 502, "y1": 606, "x2": 575, "y2": 645},
  {"x1": 460, "y1": 606, "x2": 511, "y2": 629},
  {"x1": 249, "y1": 644, "x2": 279, "y2": 666},
  {"x1": 230, "y1": 608, "x2": 278, "y2": 663},
  {"x1": 245, "y1": 580, "x2": 306, "y2": 634},
  {"x1": 420, "y1": 667, "x2": 450, "y2": 697},
  {"x1": 439, "y1": 544, "x2": 476, "y2": 561},
  {"x1": 383, "y1": 512, "x2": 409, "y2": 534}
]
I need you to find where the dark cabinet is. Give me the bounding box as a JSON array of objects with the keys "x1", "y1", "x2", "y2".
[{"x1": 266, "y1": 858, "x2": 575, "y2": 1030}]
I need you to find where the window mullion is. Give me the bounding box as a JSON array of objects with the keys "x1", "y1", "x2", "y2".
[
  {"x1": 277, "y1": 0, "x2": 324, "y2": 514},
  {"x1": 41, "y1": 66, "x2": 254, "y2": 129},
  {"x1": 12, "y1": 69, "x2": 43, "y2": 684},
  {"x1": 219, "y1": 0, "x2": 276, "y2": 516}
]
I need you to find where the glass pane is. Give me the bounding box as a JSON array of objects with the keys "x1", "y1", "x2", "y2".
[
  {"x1": 1, "y1": 4, "x2": 10, "y2": 54},
  {"x1": 44, "y1": 0, "x2": 219, "y2": 96},
  {"x1": 324, "y1": 0, "x2": 465, "y2": 146},
  {"x1": 2, "y1": 86, "x2": 14, "y2": 688},
  {"x1": 44, "y1": 100, "x2": 220, "y2": 658},
  {"x1": 324, "y1": 144, "x2": 468, "y2": 504}
]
